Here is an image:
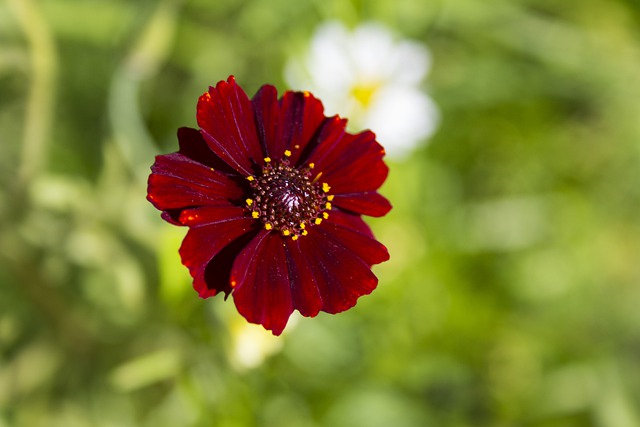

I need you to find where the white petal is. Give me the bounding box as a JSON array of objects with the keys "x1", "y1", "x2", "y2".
[{"x1": 363, "y1": 86, "x2": 439, "y2": 157}]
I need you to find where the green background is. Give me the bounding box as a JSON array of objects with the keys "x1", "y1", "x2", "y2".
[{"x1": 1, "y1": 0, "x2": 640, "y2": 426}]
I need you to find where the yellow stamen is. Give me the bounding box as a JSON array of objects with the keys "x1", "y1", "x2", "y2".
[
  {"x1": 314, "y1": 218, "x2": 322, "y2": 225},
  {"x1": 299, "y1": 223, "x2": 306, "y2": 229},
  {"x1": 327, "y1": 195, "x2": 335, "y2": 201},
  {"x1": 246, "y1": 176, "x2": 254, "y2": 181},
  {"x1": 282, "y1": 230, "x2": 290, "y2": 236},
  {"x1": 325, "y1": 202, "x2": 332, "y2": 210},
  {"x1": 292, "y1": 235, "x2": 299, "y2": 241},
  {"x1": 302, "y1": 230, "x2": 308, "y2": 236},
  {"x1": 284, "y1": 150, "x2": 292, "y2": 157},
  {"x1": 308, "y1": 163, "x2": 315, "y2": 169},
  {"x1": 246, "y1": 198, "x2": 253, "y2": 206},
  {"x1": 264, "y1": 157, "x2": 271, "y2": 163},
  {"x1": 251, "y1": 211, "x2": 260, "y2": 219},
  {"x1": 322, "y1": 182, "x2": 331, "y2": 193},
  {"x1": 265, "y1": 223, "x2": 273, "y2": 230},
  {"x1": 322, "y1": 212, "x2": 329, "y2": 219}
]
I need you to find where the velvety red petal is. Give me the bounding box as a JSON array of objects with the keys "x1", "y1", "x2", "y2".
[
  {"x1": 202, "y1": 231, "x2": 257, "y2": 299},
  {"x1": 315, "y1": 216, "x2": 390, "y2": 267},
  {"x1": 196, "y1": 76, "x2": 264, "y2": 175},
  {"x1": 307, "y1": 128, "x2": 388, "y2": 194},
  {"x1": 297, "y1": 229, "x2": 380, "y2": 314},
  {"x1": 179, "y1": 211, "x2": 255, "y2": 299},
  {"x1": 230, "y1": 231, "x2": 294, "y2": 335},
  {"x1": 325, "y1": 209, "x2": 375, "y2": 237},
  {"x1": 283, "y1": 240, "x2": 323, "y2": 318},
  {"x1": 332, "y1": 191, "x2": 392, "y2": 217},
  {"x1": 278, "y1": 91, "x2": 326, "y2": 165},
  {"x1": 251, "y1": 84, "x2": 280, "y2": 158},
  {"x1": 147, "y1": 153, "x2": 244, "y2": 213},
  {"x1": 177, "y1": 127, "x2": 237, "y2": 175},
  {"x1": 251, "y1": 87, "x2": 326, "y2": 163}
]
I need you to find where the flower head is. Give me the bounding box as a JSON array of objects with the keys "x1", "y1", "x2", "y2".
[
  {"x1": 286, "y1": 21, "x2": 439, "y2": 157},
  {"x1": 147, "y1": 76, "x2": 391, "y2": 335}
]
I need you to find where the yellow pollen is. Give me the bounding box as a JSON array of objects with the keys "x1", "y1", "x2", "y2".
[
  {"x1": 308, "y1": 163, "x2": 315, "y2": 169},
  {"x1": 327, "y1": 195, "x2": 335, "y2": 201},
  {"x1": 246, "y1": 176, "x2": 255, "y2": 181},
  {"x1": 302, "y1": 230, "x2": 308, "y2": 236},
  {"x1": 265, "y1": 223, "x2": 273, "y2": 230},
  {"x1": 210, "y1": 167, "x2": 215, "y2": 172},
  {"x1": 246, "y1": 198, "x2": 253, "y2": 206},
  {"x1": 322, "y1": 183, "x2": 331, "y2": 192},
  {"x1": 323, "y1": 212, "x2": 329, "y2": 219},
  {"x1": 230, "y1": 280, "x2": 237, "y2": 287},
  {"x1": 299, "y1": 223, "x2": 306, "y2": 229},
  {"x1": 292, "y1": 235, "x2": 299, "y2": 241},
  {"x1": 264, "y1": 157, "x2": 271, "y2": 163},
  {"x1": 325, "y1": 202, "x2": 332, "y2": 210},
  {"x1": 294, "y1": 145, "x2": 300, "y2": 149},
  {"x1": 314, "y1": 218, "x2": 322, "y2": 225},
  {"x1": 284, "y1": 150, "x2": 292, "y2": 157},
  {"x1": 252, "y1": 211, "x2": 260, "y2": 219},
  {"x1": 282, "y1": 230, "x2": 290, "y2": 236}
]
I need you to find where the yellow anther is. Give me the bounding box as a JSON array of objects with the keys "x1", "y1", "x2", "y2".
[
  {"x1": 284, "y1": 150, "x2": 292, "y2": 157},
  {"x1": 308, "y1": 163, "x2": 315, "y2": 169},
  {"x1": 264, "y1": 157, "x2": 271, "y2": 163},
  {"x1": 282, "y1": 230, "x2": 290, "y2": 236},
  {"x1": 246, "y1": 176, "x2": 255, "y2": 181},
  {"x1": 292, "y1": 235, "x2": 299, "y2": 241},
  {"x1": 265, "y1": 223, "x2": 273, "y2": 230},
  {"x1": 314, "y1": 218, "x2": 322, "y2": 225},
  {"x1": 299, "y1": 223, "x2": 306, "y2": 229},
  {"x1": 327, "y1": 195, "x2": 335, "y2": 201},
  {"x1": 325, "y1": 202, "x2": 332, "y2": 210},
  {"x1": 322, "y1": 212, "x2": 329, "y2": 219},
  {"x1": 251, "y1": 211, "x2": 260, "y2": 219},
  {"x1": 322, "y1": 182, "x2": 331, "y2": 193},
  {"x1": 246, "y1": 198, "x2": 253, "y2": 206},
  {"x1": 302, "y1": 230, "x2": 308, "y2": 236}
]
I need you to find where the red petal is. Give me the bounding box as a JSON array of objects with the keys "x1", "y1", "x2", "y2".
[
  {"x1": 251, "y1": 87, "x2": 326, "y2": 163},
  {"x1": 325, "y1": 209, "x2": 375, "y2": 237},
  {"x1": 251, "y1": 84, "x2": 280, "y2": 158},
  {"x1": 196, "y1": 76, "x2": 264, "y2": 175},
  {"x1": 278, "y1": 91, "x2": 326, "y2": 165},
  {"x1": 297, "y1": 229, "x2": 380, "y2": 314},
  {"x1": 307, "y1": 129, "x2": 388, "y2": 194},
  {"x1": 177, "y1": 127, "x2": 237, "y2": 175},
  {"x1": 315, "y1": 217, "x2": 390, "y2": 267},
  {"x1": 231, "y1": 231, "x2": 294, "y2": 335},
  {"x1": 283, "y1": 240, "x2": 323, "y2": 317},
  {"x1": 147, "y1": 153, "x2": 243, "y2": 211},
  {"x1": 332, "y1": 191, "x2": 392, "y2": 217},
  {"x1": 179, "y1": 213, "x2": 255, "y2": 299}
]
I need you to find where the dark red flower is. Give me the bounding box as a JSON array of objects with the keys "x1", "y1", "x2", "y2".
[{"x1": 147, "y1": 76, "x2": 391, "y2": 335}]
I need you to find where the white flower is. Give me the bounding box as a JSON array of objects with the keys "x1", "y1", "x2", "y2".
[{"x1": 285, "y1": 21, "x2": 439, "y2": 158}]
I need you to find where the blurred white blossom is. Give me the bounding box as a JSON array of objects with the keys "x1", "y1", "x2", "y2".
[{"x1": 285, "y1": 21, "x2": 439, "y2": 158}]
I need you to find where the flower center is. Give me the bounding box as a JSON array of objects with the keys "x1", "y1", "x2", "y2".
[{"x1": 245, "y1": 157, "x2": 333, "y2": 239}]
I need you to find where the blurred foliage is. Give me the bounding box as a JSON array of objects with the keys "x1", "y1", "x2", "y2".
[{"x1": 1, "y1": 0, "x2": 640, "y2": 426}]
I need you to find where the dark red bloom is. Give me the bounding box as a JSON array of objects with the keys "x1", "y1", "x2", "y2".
[{"x1": 147, "y1": 76, "x2": 391, "y2": 335}]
